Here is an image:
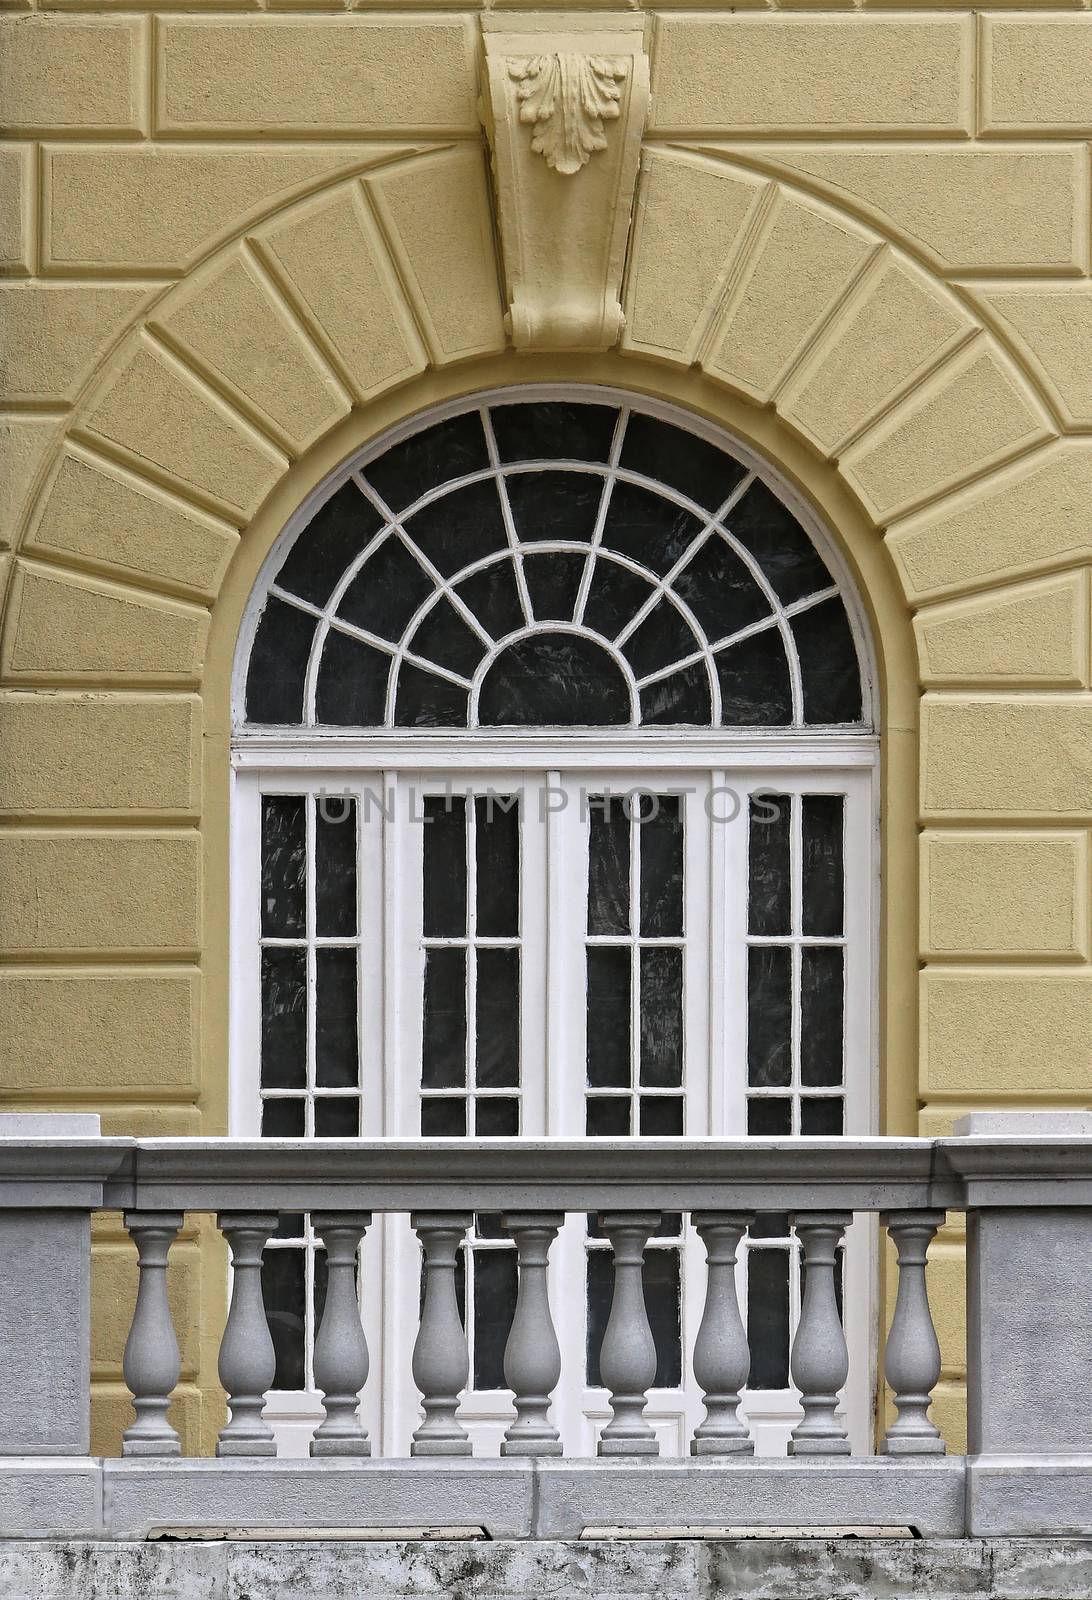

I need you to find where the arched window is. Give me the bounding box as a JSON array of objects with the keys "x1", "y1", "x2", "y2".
[{"x1": 233, "y1": 391, "x2": 877, "y2": 1459}]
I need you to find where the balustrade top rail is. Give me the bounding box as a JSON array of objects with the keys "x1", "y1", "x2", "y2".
[{"x1": 0, "y1": 1135, "x2": 1089, "y2": 1212}]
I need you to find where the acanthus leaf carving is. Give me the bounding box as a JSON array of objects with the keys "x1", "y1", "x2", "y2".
[{"x1": 508, "y1": 54, "x2": 628, "y2": 176}]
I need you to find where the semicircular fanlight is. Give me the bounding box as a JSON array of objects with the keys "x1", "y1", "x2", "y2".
[{"x1": 244, "y1": 398, "x2": 868, "y2": 731}]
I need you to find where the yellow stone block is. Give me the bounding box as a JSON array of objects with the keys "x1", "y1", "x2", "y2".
[
  {"x1": 0, "y1": 692, "x2": 200, "y2": 815},
  {"x1": 888, "y1": 442, "x2": 1092, "y2": 603},
  {"x1": 921, "y1": 831, "x2": 1089, "y2": 960},
  {"x1": 0, "y1": 17, "x2": 142, "y2": 132},
  {"x1": 742, "y1": 147, "x2": 1085, "y2": 273},
  {"x1": 984, "y1": 17, "x2": 1092, "y2": 132},
  {"x1": 368, "y1": 149, "x2": 506, "y2": 365},
  {"x1": 0, "y1": 969, "x2": 199, "y2": 1092},
  {"x1": 0, "y1": 414, "x2": 61, "y2": 549},
  {"x1": 96, "y1": 1104, "x2": 202, "y2": 1138},
  {"x1": 258, "y1": 183, "x2": 425, "y2": 402},
  {"x1": 156, "y1": 17, "x2": 476, "y2": 134},
  {"x1": 26, "y1": 446, "x2": 238, "y2": 602},
  {"x1": 0, "y1": 831, "x2": 200, "y2": 954},
  {"x1": 651, "y1": 17, "x2": 969, "y2": 134},
  {"x1": 153, "y1": 253, "x2": 348, "y2": 457},
  {"x1": 976, "y1": 287, "x2": 1092, "y2": 430},
  {"x1": 92, "y1": 1382, "x2": 204, "y2": 1460},
  {"x1": 623, "y1": 151, "x2": 764, "y2": 363},
  {"x1": 783, "y1": 256, "x2": 970, "y2": 454},
  {"x1": 92, "y1": 1242, "x2": 201, "y2": 1379},
  {"x1": 85, "y1": 342, "x2": 286, "y2": 523},
  {"x1": 914, "y1": 573, "x2": 1089, "y2": 689},
  {"x1": 705, "y1": 192, "x2": 872, "y2": 402},
  {"x1": 843, "y1": 344, "x2": 1050, "y2": 521},
  {"x1": 930, "y1": 1381, "x2": 967, "y2": 1456},
  {"x1": 921, "y1": 696, "x2": 1092, "y2": 819},
  {"x1": 44, "y1": 146, "x2": 388, "y2": 272},
  {"x1": 4, "y1": 563, "x2": 209, "y2": 683},
  {"x1": 0, "y1": 283, "x2": 150, "y2": 406},
  {"x1": 923, "y1": 1241, "x2": 966, "y2": 1379},
  {"x1": 922, "y1": 968, "x2": 1092, "y2": 1095},
  {"x1": 0, "y1": 145, "x2": 31, "y2": 271}
]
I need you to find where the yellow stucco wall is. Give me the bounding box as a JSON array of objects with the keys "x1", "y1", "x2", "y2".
[{"x1": 2, "y1": 2, "x2": 1091, "y2": 1456}]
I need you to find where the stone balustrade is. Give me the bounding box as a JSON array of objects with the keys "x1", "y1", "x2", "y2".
[{"x1": 0, "y1": 1117, "x2": 1089, "y2": 1541}]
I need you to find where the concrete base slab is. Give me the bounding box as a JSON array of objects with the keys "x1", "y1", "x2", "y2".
[
  {"x1": 1, "y1": 1538, "x2": 1091, "y2": 1600},
  {"x1": 967, "y1": 1456, "x2": 1092, "y2": 1537}
]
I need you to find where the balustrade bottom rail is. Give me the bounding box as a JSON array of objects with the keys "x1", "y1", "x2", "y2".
[{"x1": 0, "y1": 1120, "x2": 1089, "y2": 1541}]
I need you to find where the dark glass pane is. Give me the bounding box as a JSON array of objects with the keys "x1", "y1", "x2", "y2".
[
  {"x1": 505, "y1": 470, "x2": 603, "y2": 544},
  {"x1": 261, "y1": 795, "x2": 305, "y2": 938},
  {"x1": 473, "y1": 1249, "x2": 517, "y2": 1389},
  {"x1": 336, "y1": 535, "x2": 433, "y2": 643},
  {"x1": 476, "y1": 1213, "x2": 506, "y2": 1239},
  {"x1": 587, "y1": 946, "x2": 631, "y2": 1088},
  {"x1": 315, "y1": 629, "x2": 390, "y2": 727},
  {"x1": 600, "y1": 481, "x2": 705, "y2": 577},
  {"x1": 802, "y1": 795, "x2": 845, "y2": 938},
  {"x1": 261, "y1": 1097, "x2": 305, "y2": 1137},
  {"x1": 640, "y1": 663, "x2": 712, "y2": 726},
  {"x1": 247, "y1": 598, "x2": 316, "y2": 724},
  {"x1": 261, "y1": 947, "x2": 306, "y2": 1090},
  {"x1": 586, "y1": 1247, "x2": 612, "y2": 1386},
  {"x1": 618, "y1": 413, "x2": 747, "y2": 513},
  {"x1": 716, "y1": 629, "x2": 793, "y2": 726},
  {"x1": 455, "y1": 560, "x2": 525, "y2": 642},
  {"x1": 640, "y1": 1095, "x2": 684, "y2": 1136},
  {"x1": 801, "y1": 947, "x2": 844, "y2": 1089},
  {"x1": 422, "y1": 947, "x2": 466, "y2": 1088},
  {"x1": 672, "y1": 532, "x2": 770, "y2": 643},
  {"x1": 581, "y1": 555, "x2": 656, "y2": 641},
  {"x1": 727, "y1": 480, "x2": 832, "y2": 606},
  {"x1": 315, "y1": 1096, "x2": 359, "y2": 1136},
  {"x1": 748, "y1": 792, "x2": 791, "y2": 937},
  {"x1": 747, "y1": 1097, "x2": 791, "y2": 1136},
  {"x1": 262, "y1": 1248, "x2": 305, "y2": 1389},
  {"x1": 588, "y1": 796, "x2": 630, "y2": 936},
  {"x1": 315, "y1": 948, "x2": 358, "y2": 1089},
  {"x1": 394, "y1": 662, "x2": 469, "y2": 727},
  {"x1": 315, "y1": 795, "x2": 356, "y2": 936},
  {"x1": 490, "y1": 400, "x2": 617, "y2": 464},
  {"x1": 273, "y1": 1212, "x2": 305, "y2": 1238},
  {"x1": 801, "y1": 1096, "x2": 844, "y2": 1135},
  {"x1": 586, "y1": 1096, "x2": 630, "y2": 1135},
  {"x1": 476, "y1": 795, "x2": 519, "y2": 937},
  {"x1": 313, "y1": 1249, "x2": 329, "y2": 1346},
  {"x1": 409, "y1": 597, "x2": 488, "y2": 678},
  {"x1": 750, "y1": 1213, "x2": 790, "y2": 1240},
  {"x1": 364, "y1": 412, "x2": 489, "y2": 513},
  {"x1": 640, "y1": 794, "x2": 683, "y2": 937},
  {"x1": 275, "y1": 481, "x2": 383, "y2": 608},
  {"x1": 421, "y1": 1097, "x2": 467, "y2": 1136},
  {"x1": 402, "y1": 479, "x2": 508, "y2": 578},
  {"x1": 657, "y1": 1214, "x2": 683, "y2": 1239},
  {"x1": 747, "y1": 946, "x2": 792, "y2": 1088},
  {"x1": 640, "y1": 949, "x2": 683, "y2": 1088},
  {"x1": 645, "y1": 1248, "x2": 682, "y2": 1387},
  {"x1": 423, "y1": 795, "x2": 466, "y2": 937},
  {"x1": 475, "y1": 947, "x2": 520, "y2": 1089},
  {"x1": 794, "y1": 598, "x2": 863, "y2": 725},
  {"x1": 478, "y1": 634, "x2": 629, "y2": 727},
  {"x1": 747, "y1": 1248, "x2": 790, "y2": 1388},
  {"x1": 475, "y1": 1097, "x2": 519, "y2": 1136},
  {"x1": 522, "y1": 551, "x2": 587, "y2": 624},
  {"x1": 622, "y1": 598, "x2": 702, "y2": 680}
]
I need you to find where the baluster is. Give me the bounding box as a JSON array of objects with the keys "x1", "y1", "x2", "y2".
[
  {"x1": 411, "y1": 1212, "x2": 473, "y2": 1456},
  {"x1": 501, "y1": 1212, "x2": 563, "y2": 1457},
  {"x1": 122, "y1": 1210, "x2": 184, "y2": 1456},
  {"x1": 690, "y1": 1212, "x2": 754, "y2": 1456},
  {"x1": 881, "y1": 1210, "x2": 946, "y2": 1456},
  {"x1": 597, "y1": 1211, "x2": 661, "y2": 1456},
  {"x1": 311, "y1": 1212, "x2": 372, "y2": 1458},
  {"x1": 216, "y1": 1211, "x2": 279, "y2": 1457},
  {"x1": 789, "y1": 1212, "x2": 852, "y2": 1456}
]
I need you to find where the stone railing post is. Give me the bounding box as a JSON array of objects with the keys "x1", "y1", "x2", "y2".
[
  {"x1": 789, "y1": 1212, "x2": 852, "y2": 1456},
  {"x1": 216, "y1": 1211, "x2": 279, "y2": 1457},
  {"x1": 311, "y1": 1212, "x2": 371, "y2": 1457},
  {"x1": 597, "y1": 1211, "x2": 661, "y2": 1456},
  {"x1": 501, "y1": 1212, "x2": 563, "y2": 1457},
  {"x1": 881, "y1": 1210, "x2": 945, "y2": 1456},
  {"x1": 691, "y1": 1212, "x2": 754, "y2": 1456},
  {"x1": 122, "y1": 1210, "x2": 184, "y2": 1456},
  {"x1": 411, "y1": 1212, "x2": 473, "y2": 1456}
]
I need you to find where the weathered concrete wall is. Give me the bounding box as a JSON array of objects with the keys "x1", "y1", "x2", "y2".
[{"x1": 1, "y1": 2, "x2": 1091, "y2": 1455}]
